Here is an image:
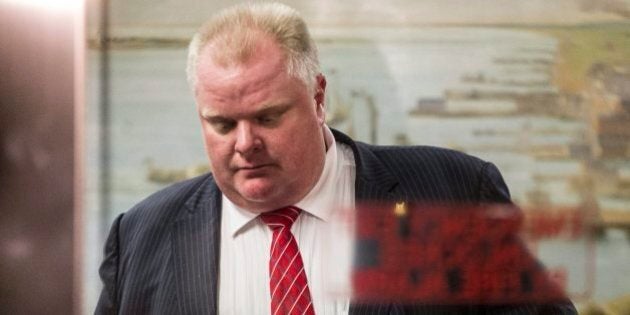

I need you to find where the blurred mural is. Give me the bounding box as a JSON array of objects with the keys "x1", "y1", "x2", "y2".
[{"x1": 85, "y1": 0, "x2": 630, "y2": 313}]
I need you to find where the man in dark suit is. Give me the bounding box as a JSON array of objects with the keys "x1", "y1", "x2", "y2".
[{"x1": 96, "y1": 2, "x2": 576, "y2": 314}]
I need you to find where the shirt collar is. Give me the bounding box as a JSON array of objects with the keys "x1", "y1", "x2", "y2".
[{"x1": 225, "y1": 126, "x2": 340, "y2": 237}]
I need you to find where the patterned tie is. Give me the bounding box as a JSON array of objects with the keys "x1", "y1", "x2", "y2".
[{"x1": 260, "y1": 206, "x2": 315, "y2": 315}]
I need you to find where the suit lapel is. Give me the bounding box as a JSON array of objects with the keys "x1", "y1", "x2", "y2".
[{"x1": 170, "y1": 176, "x2": 222, "y2": 314}]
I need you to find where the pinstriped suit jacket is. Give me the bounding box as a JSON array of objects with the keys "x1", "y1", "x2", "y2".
[{"x1": 96, "y1": 129, "x2": 576, "y2": 314}]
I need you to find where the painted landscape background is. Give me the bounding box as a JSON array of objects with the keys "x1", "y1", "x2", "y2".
[{"x1": 84, "y1": 0, "x2": 630, "y2": 313}]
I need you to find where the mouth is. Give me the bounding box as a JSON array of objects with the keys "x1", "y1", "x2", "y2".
[{"x1": 235, "y1": 164, "x2": 273, "y2": 172}]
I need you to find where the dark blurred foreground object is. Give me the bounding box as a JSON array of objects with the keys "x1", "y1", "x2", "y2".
[
  {"x1": 353, "y1": 202, "x2": 576, "y2": 312},
  {"x1": 0, "y1": 2, "x2": 82, "y2": 314}
]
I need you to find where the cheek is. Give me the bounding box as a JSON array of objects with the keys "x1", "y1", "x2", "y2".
[
  {"x1": 274, "y1": 124, "x2": 317, "y2": 162},
  {"x1": 202, "y1": 132, "x2": 232, "y2": 166}
]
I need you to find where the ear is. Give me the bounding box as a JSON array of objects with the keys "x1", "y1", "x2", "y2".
[{"x1": 314, "y1": 74, "x2": 327, "y2": 124}]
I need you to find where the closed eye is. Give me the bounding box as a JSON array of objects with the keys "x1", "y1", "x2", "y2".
[
  {"x1": 255, "y1": 105, "x2": 290, "y2": 127},
  {"x1": 206, "y1": 117, "x2": 236, "y2": 134},
  {"x1": 256, "y1": 113, "x2": 281, "y2": 126}
]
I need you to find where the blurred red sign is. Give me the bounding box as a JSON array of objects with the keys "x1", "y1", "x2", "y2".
[{"x1": 352, "y1": 202, "x2": 581, "y2": 304}]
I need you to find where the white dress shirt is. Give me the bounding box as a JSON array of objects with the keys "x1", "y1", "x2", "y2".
[{"x1": 219, "y1": 127, "x2": 356, "y2": 314}]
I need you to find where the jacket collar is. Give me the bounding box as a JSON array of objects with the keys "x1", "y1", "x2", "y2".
[{"x1": 331, "y1": 128, "x2": 400, "y2": 202}]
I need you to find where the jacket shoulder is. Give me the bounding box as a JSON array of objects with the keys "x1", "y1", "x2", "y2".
[
  {"x1": 118, "y1": 173, "x2": 214, "y2": 237},
  {"x1": 369, "y1": 144, "x2": 486, "y2": 174},
  {"x1": 359, "y1": 143, "x2": 509, "y2": 202}
]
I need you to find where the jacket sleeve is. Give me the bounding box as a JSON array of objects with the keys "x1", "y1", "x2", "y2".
[{"x1": 94, "y1": 213, "x2": 124, "y2": 315}]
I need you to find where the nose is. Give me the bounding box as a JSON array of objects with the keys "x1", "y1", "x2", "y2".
[{"x1": 234, "y1": 122, "x2": 261, "y2": 156}]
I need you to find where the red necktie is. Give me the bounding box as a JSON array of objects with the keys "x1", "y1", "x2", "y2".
[{"x1": 260, "y1": 206, "x2": 315, "y2": 315}]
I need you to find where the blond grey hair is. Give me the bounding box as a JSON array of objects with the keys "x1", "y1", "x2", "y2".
[{"x1": 186, "y1": 2, "x2": 320, "y2": 92}]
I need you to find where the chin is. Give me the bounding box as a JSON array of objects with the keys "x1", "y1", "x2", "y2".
[{"x1": 238, "y1": 184, "x2": 279, "y2": 205}]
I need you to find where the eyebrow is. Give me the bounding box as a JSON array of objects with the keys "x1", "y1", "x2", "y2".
[{"x1": 200, "y1": 103, "x2": 292, "y2": 121}]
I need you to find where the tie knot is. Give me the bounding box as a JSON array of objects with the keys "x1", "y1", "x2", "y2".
[{"x1": 259, "y1": 206, "x2": 301, "y2": 231}]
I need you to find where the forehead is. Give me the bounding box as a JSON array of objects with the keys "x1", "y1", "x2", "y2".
[
  {"x1": 196, "y1": 35, "x2": 287, "y2": 96},
  {"x1": 195, "y1": 36, "x2": 311, "y2": 118}
]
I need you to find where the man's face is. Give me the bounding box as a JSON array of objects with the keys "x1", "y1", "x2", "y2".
[{"x1": 194, "y1": 36, "x2": 327, "y2": 213}]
